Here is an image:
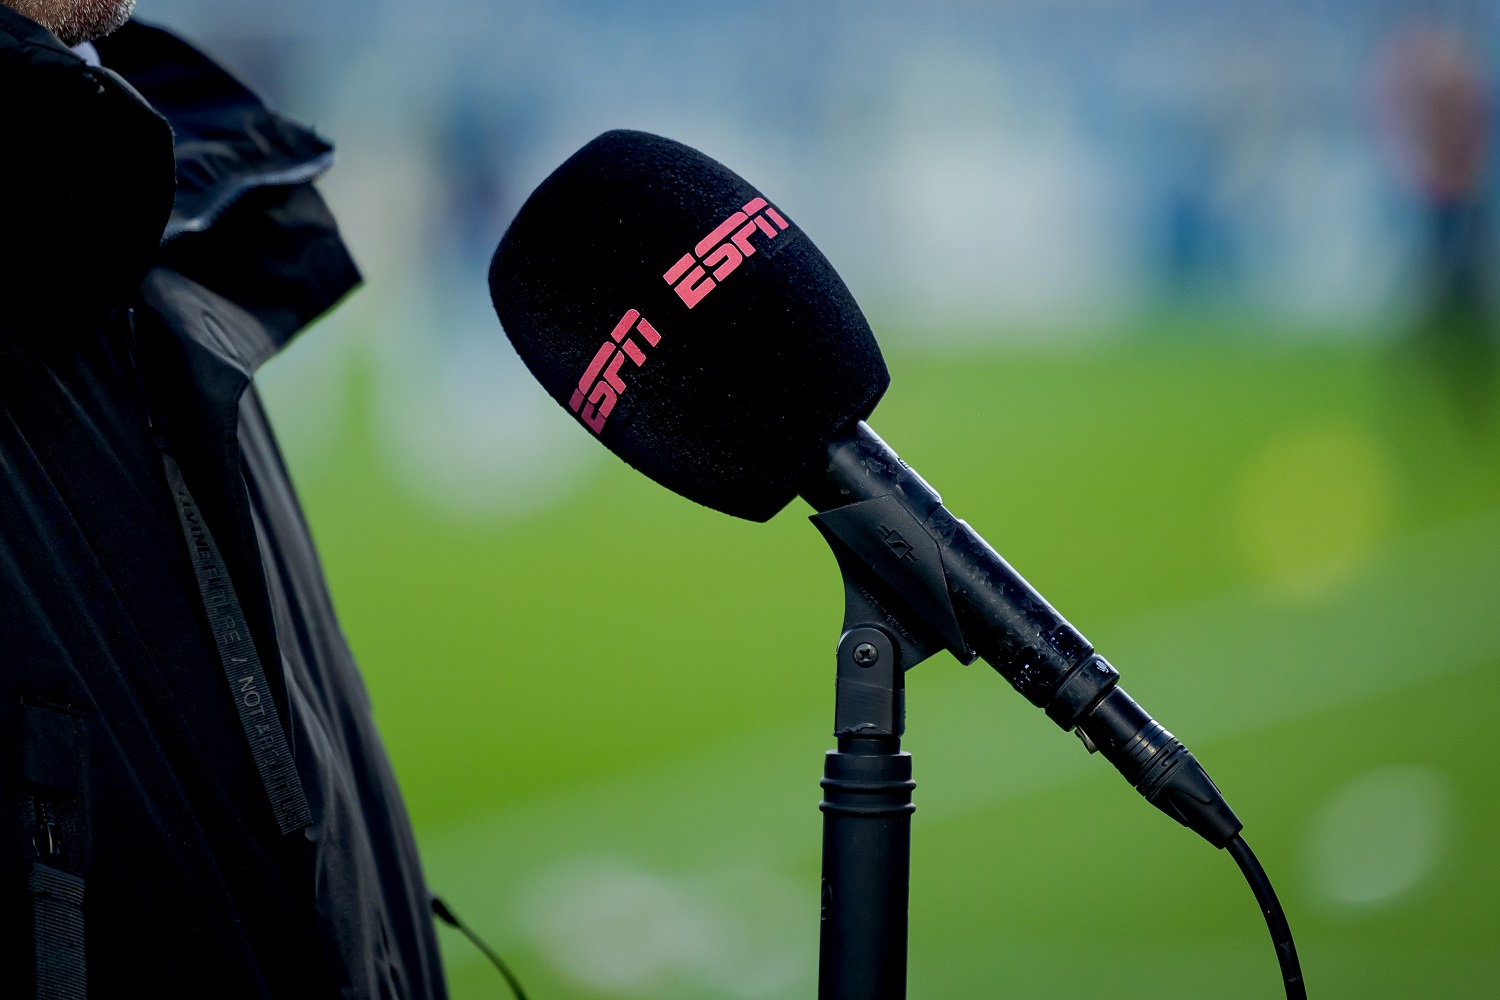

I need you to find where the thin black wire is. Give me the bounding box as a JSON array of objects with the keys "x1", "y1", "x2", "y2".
[
  {"x1": 1227, "y1": 835, "x2": 1306, "y2": 1000},
  {"x1": 430, "y1": 894, "x2": 532, "y2": 1000}
]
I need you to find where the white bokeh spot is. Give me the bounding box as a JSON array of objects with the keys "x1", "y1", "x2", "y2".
[{"x1": 1304, "y1": 764, "x2": 1456, "y2": 910}]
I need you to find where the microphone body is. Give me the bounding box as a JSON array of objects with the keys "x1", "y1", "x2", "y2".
[{"x1": 804, "y1": 423, "x2": 1243, "y2": 849}]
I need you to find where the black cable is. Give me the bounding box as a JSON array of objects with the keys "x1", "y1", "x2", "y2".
[
  {"x1": 1227, "y1": 835, "x2": 1306, "y2": 1000},
  {"x1": 430, "y1": 894, "x2": 532, "y2": 1000}
]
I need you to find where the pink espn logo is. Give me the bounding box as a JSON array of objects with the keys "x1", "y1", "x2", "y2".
[
  {"x1": 662, "y1": 196, "x2": 790, "y2": 309},
  {"x1": 568, "y1": 308, "x2": 663, "y2": 434}
]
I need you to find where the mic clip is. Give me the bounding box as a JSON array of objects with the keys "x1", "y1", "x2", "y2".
[
  {"x1": 812, "y1": 493, "x2": 976, "y2": 740},
  {"x1": 812, "y1": 494, "x2": 972, "y2": 665}
]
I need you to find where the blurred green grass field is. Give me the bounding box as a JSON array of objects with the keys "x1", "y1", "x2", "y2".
[{"x1": 261, "y1": 333, "x2": 1500, "y2": 998}]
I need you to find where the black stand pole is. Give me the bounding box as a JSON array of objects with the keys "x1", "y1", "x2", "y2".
[{"x1": 818, "y1": 626, "x2": 914, "y2": 1000}]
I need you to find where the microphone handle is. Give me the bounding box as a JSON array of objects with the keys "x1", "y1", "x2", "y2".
[{"x1": 801, "y1": 422, "x2": 1243, "y2": 848}]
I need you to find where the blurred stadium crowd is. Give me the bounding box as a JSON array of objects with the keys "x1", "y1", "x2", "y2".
[{"x1": 141, "y1": 0, "x2": 1498, "y2": 518}]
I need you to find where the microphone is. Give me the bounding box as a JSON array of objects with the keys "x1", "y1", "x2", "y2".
[
  {"x1": 490, "y1": 130, "x2": 1303, "y2": 997},
  {"x1": 490, "y1": 127, "x2": 1235, "y2": 842}
]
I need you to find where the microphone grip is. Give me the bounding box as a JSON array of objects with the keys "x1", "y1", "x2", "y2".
[{"x1": 803, "y1": 422, "x2": 1243, "y2": 848}]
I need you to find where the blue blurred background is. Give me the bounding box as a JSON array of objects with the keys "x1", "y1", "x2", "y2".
[{"x1": 139, "y1": 1, "x2": 1500, "y2": 996}]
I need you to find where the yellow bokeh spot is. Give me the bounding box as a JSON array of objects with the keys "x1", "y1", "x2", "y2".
[{"x1": 1234, "y1": 424, "x2": 1394, "y2": 597}]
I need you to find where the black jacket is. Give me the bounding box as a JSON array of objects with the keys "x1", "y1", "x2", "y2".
[{"x1": 0, "y1": 12, "x2": 446, "y2": 998}]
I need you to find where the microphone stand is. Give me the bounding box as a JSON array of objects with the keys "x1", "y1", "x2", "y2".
[{"x1": 807, "y1": 447, "x2": 965, "y2": 1000}]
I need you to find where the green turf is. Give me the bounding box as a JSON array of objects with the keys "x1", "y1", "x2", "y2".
[{"x1": 259, "y1": 332, "x2": 1500, "y2": 998}]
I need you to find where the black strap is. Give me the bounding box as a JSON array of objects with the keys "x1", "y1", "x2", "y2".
[
  {"x1": 161, "y1": 450, "x2": 311, "y2": 835},
  {"x1": 22, "y1": 702, "x2": 88, "y2": 1000},
  {"x1": 118, "y1": 311, "x2": 308, "y2": 834},
  {"x1": 30, "y1": 862, "x2": 86, "y2": 1000}
]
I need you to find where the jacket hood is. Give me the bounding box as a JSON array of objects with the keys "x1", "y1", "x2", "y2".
[
  {"x1": 0, "y1": 6, "x2": 176, "y2": 329},
  {"x1": 0, "y1": 13, "x2": 359, "y2": 350},
  {"x1": 93, "y1": 21, "x2": 337, "y2": 244}
]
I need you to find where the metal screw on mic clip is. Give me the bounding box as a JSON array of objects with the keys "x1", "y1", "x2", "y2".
[{"x1": 852, "y1": 642, "x2": 879, "y2": 667}]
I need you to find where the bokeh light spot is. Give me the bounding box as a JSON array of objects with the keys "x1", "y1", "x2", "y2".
[
  {"x1": 1304, "y1": 764, "x2": 1456, "y2": 910},
  {"x1": 1233, "y1": 424, "x2": 1394, "y2": 596},
  {"x1": 520, "y1": 859, "x2": 810, "y2": 998}
]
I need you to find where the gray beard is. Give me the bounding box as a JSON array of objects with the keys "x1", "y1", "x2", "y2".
[{"x1": 5, "y1": 0, "x2": 135, "y2": 47}]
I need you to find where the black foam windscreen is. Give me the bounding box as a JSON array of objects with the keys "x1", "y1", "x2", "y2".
[{"x1": 489, "y1": 129, "x2": 889, "y2": 522}]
